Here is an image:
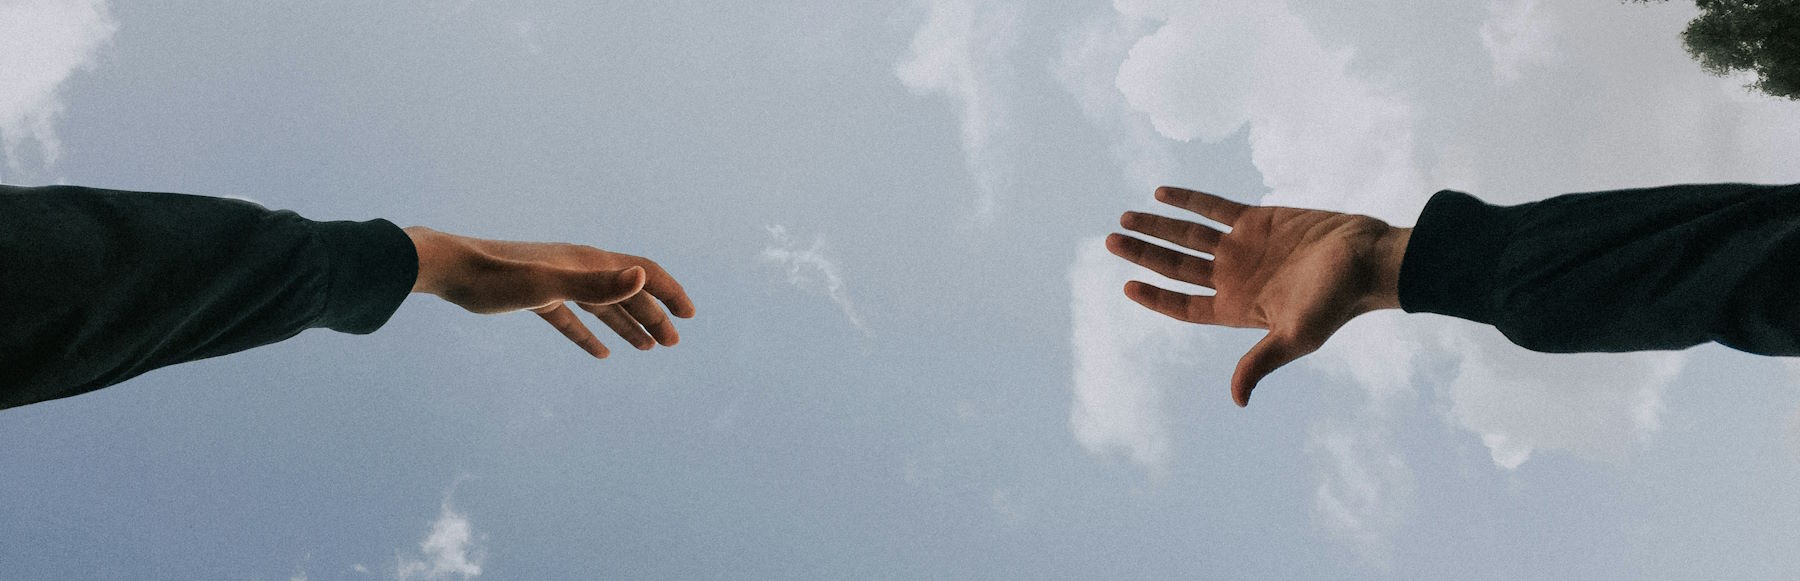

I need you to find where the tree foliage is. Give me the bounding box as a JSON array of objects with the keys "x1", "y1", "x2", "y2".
[{"x1": 1631, "y1": 0, "x2": 1800, "y2": 99}]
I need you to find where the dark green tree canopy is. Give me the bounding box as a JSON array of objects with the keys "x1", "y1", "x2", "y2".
[{"x1": 1632, "y1": 0, "x2": 1800, "y2": 99}]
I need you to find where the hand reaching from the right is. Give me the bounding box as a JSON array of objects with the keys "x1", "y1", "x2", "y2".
[{"x1": 1106, "y1": 187, "x2": 1410, "y2": 407}]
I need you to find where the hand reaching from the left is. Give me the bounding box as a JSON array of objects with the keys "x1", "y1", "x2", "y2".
[{"x1": 404, "y1": 226, "x2": 696, "y2": 359}]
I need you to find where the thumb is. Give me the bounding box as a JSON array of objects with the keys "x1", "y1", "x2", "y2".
[
  {"x1": 567, "y1": 266, "x2": 646, "y2": 306},
  {"x1": 1231, "y1": 332, "x2": 1306, "y2": 408}
]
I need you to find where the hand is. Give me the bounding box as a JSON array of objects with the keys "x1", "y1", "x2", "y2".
[
  {"x1": 404, "y1": 226, "x2": 696, "y2": 359},
  {"x1": 1106, "y1": 187, "x2": 1410, "y2": 407}
]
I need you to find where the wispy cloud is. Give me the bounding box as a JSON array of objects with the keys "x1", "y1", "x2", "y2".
[
  {"x1": 395, "y1": 495, "x2": 484, "y2": 581},
  {"x1": 761, "y1": 225, "x2": 868, "y2": 336},
  {"x1": 0, "y1": 0, "x2": 116, "y2": 176},
  {"x1": 1308, "y1": 421, "x2": 1413, "y2": 569},
  {"x1": 1479, "y1": 0, "x2": 1557, "y2": 84},
  {"x1": 1053, "y1": 15, "x2": 1179, "y2": 192},
  {"x1": 1065, "y1": 238, "x2": 1203, "y2": 475},
  {"x1": 1437, "y1": 327, "x2": 1684, "y2": 469},
  {"x1": 894, "y1": 0, "x2": 1019, "y2": 221},
  {"x1": 511, "y1": 18, "x2": 541, "y2": 55}
]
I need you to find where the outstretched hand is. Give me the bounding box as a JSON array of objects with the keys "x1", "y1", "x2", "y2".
[
  {"x1": 1106, "y1": 187, "x2": 1409, "y2": 407},
  {"x1": 404, "y1": 226, "x2": 696, "y2": 359}
]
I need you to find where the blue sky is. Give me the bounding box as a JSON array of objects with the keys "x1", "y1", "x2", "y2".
[{"x1": 4, "y1": 0, "x2": 1800, "y2": 579}]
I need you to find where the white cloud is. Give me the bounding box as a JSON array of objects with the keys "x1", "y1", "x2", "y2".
[
  {"x1": 1437, "y1": 327, "x2": 1684, "y2": 469},
  {"x1": 0, "y1": 0, "x2": 115, "y2": 174},
  {"x1": 1066, "y1": 237, "x2": 1207, "y2": 475},
  {"x1": 894, "y1": 0, "x2": 1019, "y2": 220},
  {"x1": 395, "y1": 498, "x2": 484, "y2": 581},
  {"x1": 512, "y1": 18, "x2": 541, "y2": 55},
  {"x1": 1479, "y1": 0, "x2": 1556, "y2": 84},
  {"x1": 1110, "y1": 0, "x2": 1428, "y2": 219},
  {"x1": 1308, "y1": 421, "x2": 1413, "y2": 569},
  {"x1": 1053, "y1": 15, "x2": 1178, "y2": 192},
  {"x1": 761, "y1": 225, "x2": 868, "y2": 335}
]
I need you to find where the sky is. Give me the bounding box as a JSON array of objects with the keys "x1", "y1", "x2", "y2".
[{"x1": 3, "y1": 0, "x2": 1800, "y2": 579}]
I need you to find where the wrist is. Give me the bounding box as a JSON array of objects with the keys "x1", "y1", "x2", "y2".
[
  {"x1": 403, "y1": 226, "x2": 463, "y2": 295},
  {"x1": 1368, "y1": 226, "x2": 1411, "y2": 311}
]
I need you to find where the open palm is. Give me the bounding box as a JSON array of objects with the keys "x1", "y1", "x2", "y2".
[{"x1": 1106, "y1": 187, "x2": 1407, "y2": 407}]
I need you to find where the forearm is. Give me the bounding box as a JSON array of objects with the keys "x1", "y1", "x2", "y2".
[
  {"x1": 0, "y1": 185, "x2": 417, "y2": 409},
  {"x1": 404, "y1": 225, "x2": 461, "y2": 296},
  {"x1": 1397, "y1": 183, "x2": 1800, "y2": 355}
]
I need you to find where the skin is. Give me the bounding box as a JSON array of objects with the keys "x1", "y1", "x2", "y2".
[
  {"x1": 402, "y1": 226, "x2": 696, "y2": 359},
  {"x1": 1107, "y1": 186, "x2": 1410, "y2": 408}
]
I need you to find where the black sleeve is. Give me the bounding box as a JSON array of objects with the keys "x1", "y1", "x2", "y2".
[
  {"x1": 1398, "y1": 182, "x2": 1800, "y2": 355},
  {"x1": 0, "y1": 185, "x2": 418, "y2": 409}
]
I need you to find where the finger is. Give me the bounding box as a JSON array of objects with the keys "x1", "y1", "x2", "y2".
[
  {"x1": 1106, "y1": 234, "x2": 1214, "y2": 287},
  {"x1": 582, "y1": 303, "x2": 656, "y2": 351},
  {"x1": 1231, "y1": 333, "x2": 1309, "y2": 407},
  {"x1": 531, "y1": 302, "x2": 610, "y2": 359},
  {"x1": 1155, "y1": 186, "x2": 1249, "y2": 226},
  {"x1": 1122, "y1": 280, "x2": 1215, "y2": 324},
  {"x1": 564, "y1": 266, "x2": 646, "y2": 307},
  {"x1": 1119, "y1": 211, "x2": 1223, "y2": 254},
  {"x1": 618, "y1": 291, "x2": 679, "y2": 347},
  {"x1": 633, "y1": 260, "x2": 696, "y2": 319}
]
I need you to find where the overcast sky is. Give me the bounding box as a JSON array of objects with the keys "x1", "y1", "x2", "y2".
[{"x1": 4, "y1": 0, "x2": 1800, "y2": 579}]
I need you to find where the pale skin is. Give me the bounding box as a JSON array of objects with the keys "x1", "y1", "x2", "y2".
[
  {"x1": 1107, "y1": 186, "x2": 1411, "y2": 408},
  {"x1": 402, "y1": 226, "x2": 696, "y2": 359}
]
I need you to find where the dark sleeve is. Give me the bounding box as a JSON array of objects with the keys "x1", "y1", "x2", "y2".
[
  {"x1": 0, "y1": 184, "x2": 418, "y2": 409},
  {"x1": 1398, "y1": 182, "x2": 1800, "y2": 355}
]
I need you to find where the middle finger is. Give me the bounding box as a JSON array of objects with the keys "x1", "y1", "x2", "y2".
[
  {"x1": 1120, "y1": 211, "x2": 1224, "y2": 254},
  {"x1": 1106, "y1": 234, "x2": 1214, "y2": 287}
]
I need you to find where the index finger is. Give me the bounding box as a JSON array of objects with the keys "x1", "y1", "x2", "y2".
[
  {"x1": 1155, "y1": 186, "x2": 1249, "y2": 226},
  {"x1": 635, "y1": 259, "x2": 696, "y2": 318}
]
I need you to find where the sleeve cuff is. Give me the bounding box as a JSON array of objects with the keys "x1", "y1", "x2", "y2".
[
  {"x1": 1397, "y1": 190, "x2": 1521, "y2": 324},
  {"x1": 311, "y1": 218, "x2": 419, "y2": 334}
]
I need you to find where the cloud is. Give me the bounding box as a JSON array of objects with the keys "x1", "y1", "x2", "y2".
[
  {"x1": 395, "y1": 497, "x2": 484, "y2": 581},
  {"x1": 1110, "y1": 0, "x2": 1428, "y2": 219},
  {"x1": 1478, "y1": 0, "x2": 1556, "y2": 83},
  {"x1": 512, "y1": 18, "x2": 542, "y2": 55},
  {"x1": 1066, "y1": 237, "x2": 1213, "y2": 475},
  {"x1": 1053, "y1": 15, "x2": 1179, "y2": 192},
  {"x1": 761, "y1": 225, "x2": 868, "y2": 335},
  {"x1": 1437, "y1": 327, "x2": 1684, "y2": 469},
  {"x1": 894, "y1": 0, "x2": 1019, "y2": 220},
  {"x1": 0, "y1": 0, "x2": 115, "y2": 175},
  {"x1": 1308, "y1": 421, "x2": 1413, "y2": 569}
]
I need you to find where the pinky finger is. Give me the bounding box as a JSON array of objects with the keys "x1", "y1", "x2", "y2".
[{"x1": 532, "y1": 302, "x2": 610, "y2": 359}]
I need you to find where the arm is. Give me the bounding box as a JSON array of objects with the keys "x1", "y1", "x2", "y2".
[
  {"x1": 0, "y1": 185, "x2": 691, "y2": 410},
  {"x1": 1400, "y1": 183, "x2": 1800, "y2": 355},
  {"x1": 1109, "y1": 183, "x2": 1800, "y2": 407}
]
